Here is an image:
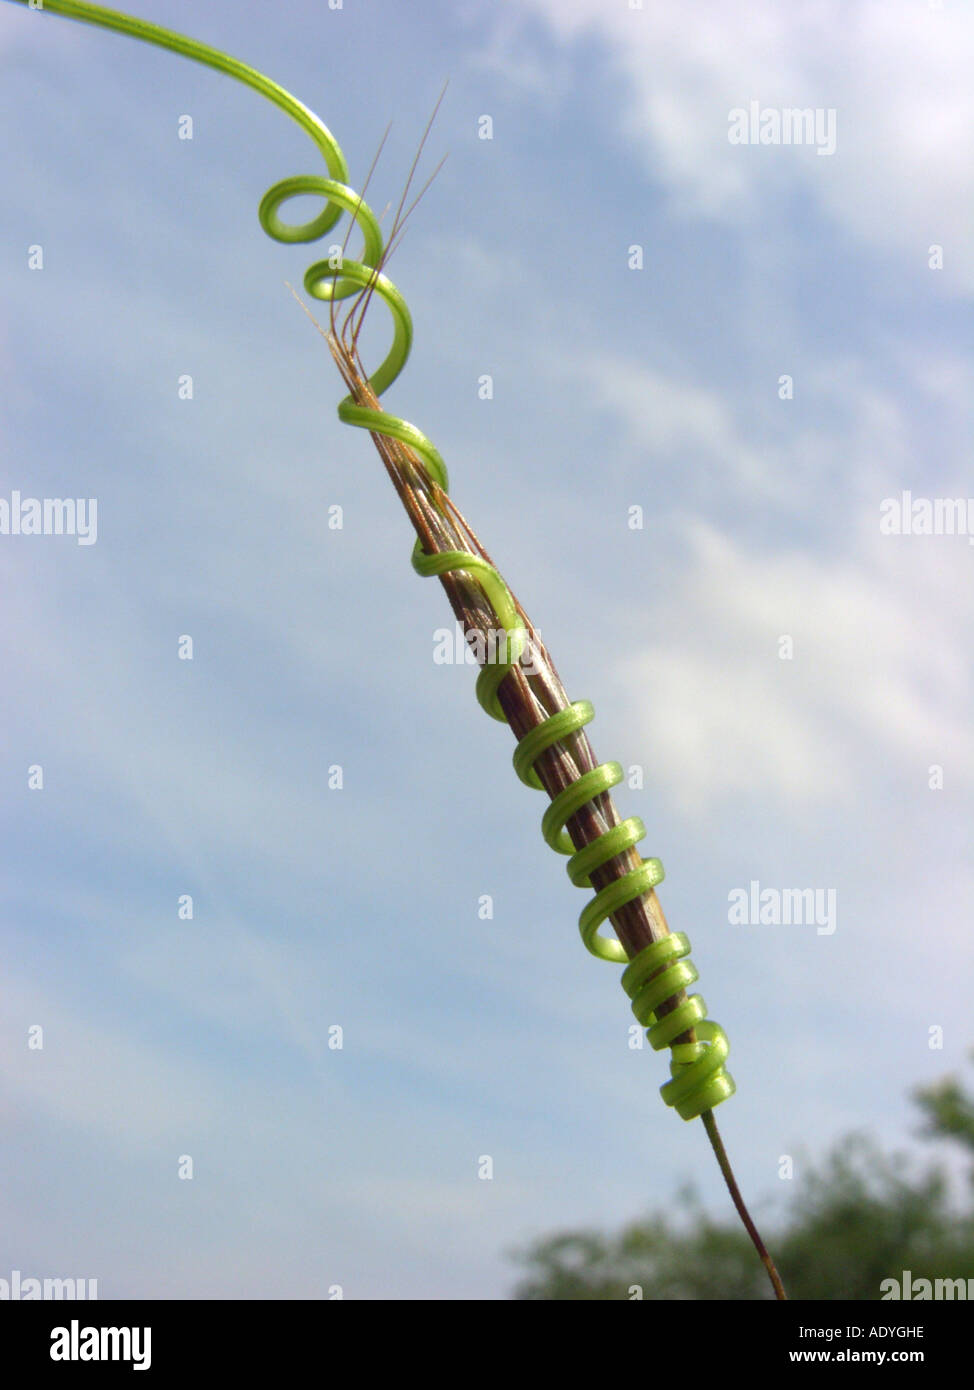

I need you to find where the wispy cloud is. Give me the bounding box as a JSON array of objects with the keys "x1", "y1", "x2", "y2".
[
  {"x1": 519, "y1": 0, "x2": 974, "y2": 291},
  {"x1": 613, "y1": 517, "x2": 974, "y2": 814}
]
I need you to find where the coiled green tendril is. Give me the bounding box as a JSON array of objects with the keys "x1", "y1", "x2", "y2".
[{"x1": 15, "y1": 0, "x2": 735, "y2": 1121}]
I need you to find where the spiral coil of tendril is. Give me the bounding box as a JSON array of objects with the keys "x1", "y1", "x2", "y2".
[{"x1": 36, "y1": 0, "x2": 735, "y2": 1122}]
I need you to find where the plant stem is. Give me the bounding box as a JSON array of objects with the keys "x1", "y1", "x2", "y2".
[{"x1": 702, "y1": 1109, "x2": 788, "y2": 1300}]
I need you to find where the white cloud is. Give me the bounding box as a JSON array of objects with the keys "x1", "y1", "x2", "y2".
[
  {"x1": 612, "y1": 518, "x2": 974, "y2": 814},
  {"x1": 516, "y1": 0, "x2": 974, "y2": 290},
  {"x1": 573, "y1": 351, "x2": 786, "y2": 501}
]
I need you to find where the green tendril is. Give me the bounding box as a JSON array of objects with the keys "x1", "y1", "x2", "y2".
[{"x1": 12, "y1": 0, "x2": 736, "y2": 1123}]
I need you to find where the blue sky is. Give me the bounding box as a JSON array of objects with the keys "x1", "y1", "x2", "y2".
[{"x1": 1, "y1": 0, "x2": 972, "y2": 1299}]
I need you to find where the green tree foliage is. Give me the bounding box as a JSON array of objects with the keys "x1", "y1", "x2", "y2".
[{"x1": 509, "y1": 1058, "x2": 974, "y2": 1299}]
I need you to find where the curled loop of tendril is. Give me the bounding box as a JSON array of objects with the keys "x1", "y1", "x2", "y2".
[
  {"x1": 34, "y1": 0, "x2": 735, "y2": 1122},
  {"x1": 253, "y1": 43, "x2": 736, "y2": 1126}
]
